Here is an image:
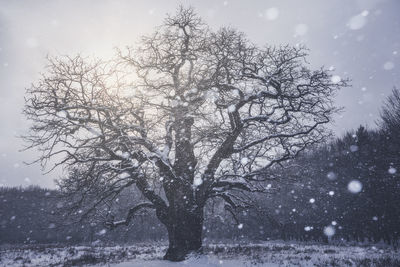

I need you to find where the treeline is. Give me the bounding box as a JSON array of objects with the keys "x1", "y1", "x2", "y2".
[
  {"x1": 0, "y1": 186, "x2": 166, "y2": 244},
  {"x1": 233, "y1": 88, "x2": 400, "y2": 245},
  {"x1": 242, "y1": 125, "x2": 400, "y2": 245}
]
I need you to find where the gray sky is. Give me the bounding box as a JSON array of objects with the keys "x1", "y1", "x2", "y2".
[{"x1": 0, "y1": 0, "x2": 399, "y2": 188}]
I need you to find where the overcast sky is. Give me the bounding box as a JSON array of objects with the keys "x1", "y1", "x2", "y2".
[{"x1": 0, "y1": 0, "x2": 399, "y2": 188}]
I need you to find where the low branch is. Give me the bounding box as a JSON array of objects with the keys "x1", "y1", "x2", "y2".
[{"x1": 105, "y1": 202, "x2": 155, "y2": 228}]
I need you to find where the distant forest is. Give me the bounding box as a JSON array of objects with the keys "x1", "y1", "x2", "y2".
[{"x1": 1, "y1": 89, "x2": 399, "y2": 246}]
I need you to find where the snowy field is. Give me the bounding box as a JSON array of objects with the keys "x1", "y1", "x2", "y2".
[{"x1": 1, "y1": 241, "x2": 399, "y2": 267}]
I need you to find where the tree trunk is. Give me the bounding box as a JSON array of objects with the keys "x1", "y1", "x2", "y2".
[{"x1": 163, "y1": 207, "x2": 204, "y2": 261}]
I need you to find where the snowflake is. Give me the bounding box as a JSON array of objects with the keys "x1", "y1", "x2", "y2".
[
  {"x1": 347, "y1": 13, "x2": 367, "y2": 30},
  {"x1": 227, "y1": 105, "x2": 236, "y2": 113},
  {"x1": 193, "y1": 177, "x2": 203, "y2": 186},
  {"x1": 383, "y1": 61, "x2": 395, "y2": 70},
  {"x1": 331, "y1": 75, "x2": 341, "y2": 84},
  {"x1": 347, "y1": 180, "x2": 362, "y2": 193},
  {"x1": 323, "y1": 226, "x2": 335, "y2": 237},
  {"x1": 388, "y1": 167, "x2": 397, "y2": 174},
  {"x1": 265, "y1": 7, "x2": 279, "y2": 20}
]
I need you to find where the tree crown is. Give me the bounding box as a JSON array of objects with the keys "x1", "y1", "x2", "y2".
[{"x1": 23, "y1": 6, "x2": 347, "y2": 223}]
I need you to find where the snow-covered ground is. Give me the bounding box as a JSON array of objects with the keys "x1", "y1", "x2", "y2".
[{"x1": 0, "y1": 241, "x2": 399, "y2": 267}]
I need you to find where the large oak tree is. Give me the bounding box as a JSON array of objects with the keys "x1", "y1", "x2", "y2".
[{"x1": 24, "y1": 7, "x2": 347, "y2": 261}]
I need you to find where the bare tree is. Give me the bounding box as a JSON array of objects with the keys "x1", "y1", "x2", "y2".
[{"x1": 23, "y1": 7, "x2": 347, "y2": 261}]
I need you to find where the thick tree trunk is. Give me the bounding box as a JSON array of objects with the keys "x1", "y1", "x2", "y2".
[{"x1": 163, "y1": 207, "x2": 204, "y2": 261}]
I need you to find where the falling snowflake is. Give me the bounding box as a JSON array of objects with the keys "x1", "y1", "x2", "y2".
[
  {"x1": 347, "y1": 180, "x2": 362, "y2": 193},
  {"x1": 388, "y1": 167, "x2": 397, "y2": 174},
  {"x1": 349, "y1": 145, "x2": 359, "y2": 152},
  {"x1": 361, "y1": 10, "x2": 369, "y2": 17},
  {"x1": 328, "y1": 191, "x2": 335, "y2": 196},
  {"x1": 331, "y1": 75, "x2": 341, "y2": 84},
  {"x1": 347, "y1": 13, "x2": 367, "y2": 30},
  {"x1": 237, "y1": 223, "x2": 243, "y2": 229},
  {"x1": 383, "y1": 61, "x2": 395, "y2": 70},
  {"x1": 323, "y1": 226, "x2": 335, "y2": 237},
  {"x1": 227, "y1": 105, "x2": 236, "y2": 113},
  {"x1": 193, "y1": 177, "x2": 203, "y2": 186},
  {"x1": 265, "y1": 8, "x2": 279, "y2": 20},
  {"x1": 97, "y1": 229, "x2": 107, "y2": 235},
  {"x1": 309, "y1": 198, "x2": 315, "y2": 204},
  {"x1": 327, "y1": 171, "x2": 337, "y2": 180},
  {"x1": 240, "y1": 157, "x2": 249, "y2": 165}
]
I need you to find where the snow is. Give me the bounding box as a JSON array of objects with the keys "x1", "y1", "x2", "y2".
[
  {"x1": 240, "y1": 157, "x2": 249, "y2": 165},
  {"x1": 349, "y1": 145, "x2": 358, "y2": 152},
  {"x1": 111, "y1": 257, "x2": 279, "y2": 267},
  {"x1": 294, "y1": 24, "x2": 308, "y2": 36},
  {"x1": 347, "y1": 13, "x2": 367, "y2": 30},
  {"x1": 331, "y1": 75, "x2": 341, "y2": 84},
  {"x1": 97, "y1": 229, "x2": 107, "y2": 235},
  {"x1": 193, "y1": 177, "x2": 203, "y2": 186},
  {"x1": 227, "y1": 105, "x2": 236, "y2": 113},
  {"x1": 237, "y1": 223, "x2": 243, "y2": 229},
  {"x1": 326, "y1": 171, "x2": 337, "y2": 180},
  {"x1": 347, "y1": 180, "x2": 362, "y2": 193},
  {"x1": 328, "y1": 191, "x2": 335, "y2": 196},
  {"x1": 56, "y1": 110, "x2": 68, "y2": 118},
  {"x1": 388, "y1": 167, "x2": 397, "y2": 174},
  {"x1": 309, "y1": 198, "x2": 315, "y2": 203},
  {"x1": 1, "y1": 242, "x2": 398, "y2": 267},
  {"x1": 323, "y1": 226, "x2": 335, "y2": 237},
  {"x1": 118, "y1": 172, "x2": 130, "y2": 179},
  {"x1": 361, "y1": 10, "x2": 369, "y2": 17},
  {"x1": 383, "y1": 61, "x2": 395, "y2": 70},
  {"x1": 265, "y1": 8, "x2": 279, "y2": 21}
]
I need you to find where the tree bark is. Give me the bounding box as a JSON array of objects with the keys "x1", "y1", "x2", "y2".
[{"x1": 163, "y1": 205, "x2": 204, "y2": 261}]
